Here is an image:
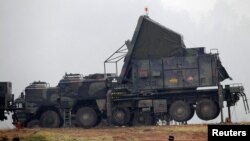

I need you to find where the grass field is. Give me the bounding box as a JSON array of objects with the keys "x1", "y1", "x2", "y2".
[{"x1": 0, "y1": 124, "x2": 208, "y2": 141}]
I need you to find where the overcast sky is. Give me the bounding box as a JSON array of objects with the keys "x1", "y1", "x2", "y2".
[{"x1": 1, "y1": 0, "x2": 250, "y2": 128}]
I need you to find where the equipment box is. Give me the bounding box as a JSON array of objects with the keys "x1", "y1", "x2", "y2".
[{"x1": 132, "y1": 54, "x2": 220, "y2": 90}]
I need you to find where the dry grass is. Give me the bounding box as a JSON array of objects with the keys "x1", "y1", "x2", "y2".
[{"x1": 0, "y1": 124, "x2": 208, "y2": 141}]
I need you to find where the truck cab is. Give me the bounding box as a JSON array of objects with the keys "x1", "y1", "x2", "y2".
[{"x1": 0, "y1": 82, "x2": 13, "y2": 121}]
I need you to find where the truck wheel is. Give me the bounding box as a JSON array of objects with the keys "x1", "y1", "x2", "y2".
[
  {"x1": 76, "y1": 107, "x2": 97, "y2": 128},
  {"x1": 133, "y1": 111, "x2": 153, "y2": 126},
  {"x1": 169, "y1": 100, "x2": 191, "y2": 122},
  {"x1": 27, "y1": 120, "x2": 40, "y2": 128},
  {"x1": 196, "y1": 99, "x2": 219, "y2": 120},
  {"x1": 112, "y1": 107, "x2": 131, "y2": 126},
  {"x1": 40, "y1": 110, "x2": 60, "y2": 128}
]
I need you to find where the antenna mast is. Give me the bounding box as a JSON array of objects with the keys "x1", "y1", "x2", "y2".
[{"x1": 145, "y1": 7, "x2": 149, "y2": 16}]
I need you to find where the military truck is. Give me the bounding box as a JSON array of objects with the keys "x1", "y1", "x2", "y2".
[
  {"x1": 0, "y1": 82, "x2": 13, "y2": 121},
  {"x1": 104, "y1": 15, "x2": 249, "y2": 126},
  {"x1": 11, "y1": 73, "x2": 111, "y2": 128},
  {"x1": 0, "y1": 15, "x2": 249, "y2": 128}
]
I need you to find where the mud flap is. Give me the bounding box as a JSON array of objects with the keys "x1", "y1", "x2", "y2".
[{"x1": 106, "y1": 90, "x2": 112, "y2": 125}]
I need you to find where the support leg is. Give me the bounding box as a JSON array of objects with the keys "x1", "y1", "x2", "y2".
[
  {"x1": 227, "y1": 106, "x2": 231, "y2": 122},
  {"x1": 220, "y1": 108, "x2": 224, "y2": 123}
]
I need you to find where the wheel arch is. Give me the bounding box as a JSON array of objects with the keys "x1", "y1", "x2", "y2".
[
  {"x1": 72, "y1": 100, "x2": 99, "y2": 113},
  {"x1": 36, "y1": 106, "x2": 61, "y2": 118}
]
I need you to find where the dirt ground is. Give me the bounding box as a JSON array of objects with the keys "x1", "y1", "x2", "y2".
[{"x1": 0, "y1": 124, "x2": 208, "y2": 141}]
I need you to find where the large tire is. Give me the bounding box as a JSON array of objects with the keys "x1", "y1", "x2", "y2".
[
  {"x1": 27, "y1": 119, "x2": 40, "y2": 128},
  {"x1": 76, "y1": 107, "x2": 97, "y2": 128},
  {"x1": 169, "y1": 100, "x2": 191, "y2": 122},
  {"x1": 112, "y1": 106, "x2": 131, "y2": 126},
  {"x1": 133, "y1": 111, "x2": 153, "y2": 126},
  {"x1": 40, "y1": 110, "x2": 60, "y2": 128},
  {"x1": 196, "y1": 99, "x2": 220, "y2": 120}
]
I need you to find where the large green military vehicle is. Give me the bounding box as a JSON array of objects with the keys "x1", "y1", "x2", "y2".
[
  {"x1": 0, "y1": 15, "x2": 249, "y2": 128},
  {"x1": 10, "y1": 73, "x2": 110, "y2": 128}
]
